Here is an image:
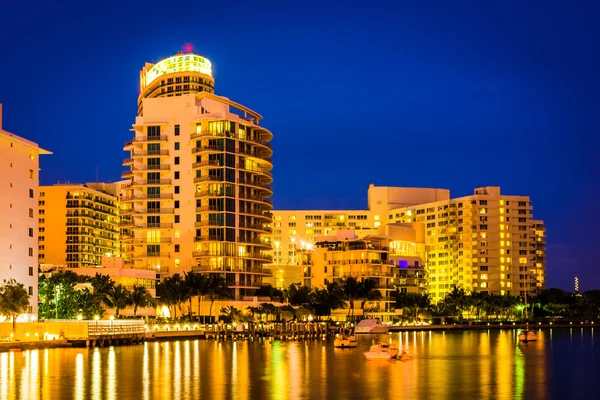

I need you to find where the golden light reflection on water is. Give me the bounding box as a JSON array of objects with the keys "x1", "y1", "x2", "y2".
[
  {"x1": 142, "y1": 342, "x2": 149, "y2": 400},
  {"x1": 173, "y1": 341, "x2": 181, "y2": 400},
  {"x1": 75, "y1": 352, "x2": 84, "y2": 400},
  {"x1": 0, "y1": 352, "x2": 8, "y2": 399},
  {"x1": 0, "y1": 328, "x2": 587, "y2": 399},
  {"x1": 107, "y1": 347, "x2": 116, "y2": 400}
]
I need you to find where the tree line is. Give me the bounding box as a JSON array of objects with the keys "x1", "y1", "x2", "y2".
[
  {"x1": 395, "y1": 287, "x2": 600, "y2": 322},
  {"x1": 38, "y1": 271, "x2": 154, "y2": 319}
]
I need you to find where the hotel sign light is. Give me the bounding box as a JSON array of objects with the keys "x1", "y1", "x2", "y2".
[{"x1": 144, "y1": 55, "x2": 212, "y2": 88}]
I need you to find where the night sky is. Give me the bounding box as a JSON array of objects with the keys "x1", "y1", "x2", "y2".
[{"x1": 1, "y1": 1, "x2": 598, "y2": 290}]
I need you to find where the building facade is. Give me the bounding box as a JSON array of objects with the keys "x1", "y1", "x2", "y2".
[
  {"x1": 270, "y1": 184, "x2": 546, "y2": 303},
  {"x1": 122, "y1": 52, "x2": 274, "y2": 299},
  {"x1": 38, "y1": 183, "x2": 121, "y2": 268},
  {"x1": 0, "y1": 103, "x2": 51, "y2": 318}
]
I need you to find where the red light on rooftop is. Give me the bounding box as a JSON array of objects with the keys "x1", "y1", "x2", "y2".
[{"x1": 184, "y1": 44, "x2": 193, "y2": 53}]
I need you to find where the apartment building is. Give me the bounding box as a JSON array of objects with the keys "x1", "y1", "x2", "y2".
[
  {"x1": 0, "y1": 103, "x2": 51, "y2": 317},
  {"x1": 270, "y1": 184, "x2": 546, "y2": 302},
  {"x1": 38, "y1": 183, "x2": 121, "y2": 268},
  {"x1": 121, "y1": 51, "x2": 274, "y2": 299},
  {"x1": 386, "y1": 186, "x2": 542, "y2": 302}
]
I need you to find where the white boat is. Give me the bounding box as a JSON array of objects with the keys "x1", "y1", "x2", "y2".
[
  {"x1": 355, "y1": 319, "x2": 390, "y2": 334},
  {"x1": 363, "y1": 342, "x2": 399, "y2": 359},
  {"x1": 334, "y1": 329, "x2": 358, "y2": 348},
  {"x1": 518, "y1": 329, "x2": 537, "y2": 342}
]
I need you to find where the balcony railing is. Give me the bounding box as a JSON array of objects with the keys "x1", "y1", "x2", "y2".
[
  {"x1": 194, "y1": 235, "x2": 224, "y2": 242},
  {"x1": 122, "y1": 194, "x2": 173, "y2": 201},
  {"x1": 236, "y1": 179, "x2": 272, "y2": 191},
  {"x1": 133, "y1": 223, "x2": 173, "y2": 229},
  {"x1": 133, "y1": 238, "x2": 172, "y2": 244},
  {"x1": 191, "y1": 145, "x2": 224, "y2": 153},
  {"x1": 196, "y1": 205, "x2": 222, "y2": 212},
  {"x1": 126, "y1": 135, "x2": 168, "y2": 145},
  {"x1": 192, "y1": 251, "x2": 272, "y2": 261},
  {"x1": 237, "y1": 237, "x2": 268, "y2": 246},
  {"x1": 131, "y1": 179, "x2": 172, "y2": 186},
  {"x1": 134, "y1": 252, "x2": 171, "y2": 258},
  {"x1": 192, "y1": 160, "x2": 221, "y2": 168},
  {"x1": 130, "y1": 150, "x2": 170, "y2": 157},
  {"x1": 194, "y1": 220, "x2": 225, "y2": 227},
  {"x1": 238, "y1": 222, "x2": 271, "y2": 231},
  {"x1": 131, "y1": 165, "x2": 171, "y2": 171},
  {"x1": 193, "y1": 175, "x2": 224, "y2": 183}
]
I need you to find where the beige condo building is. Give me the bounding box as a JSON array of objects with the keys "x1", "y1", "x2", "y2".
[
  {"x1": 38, "y1": 183, "x2": 121, "y2": 268},
  {"x1": 270, "y1": 184, "x2": 546, "y2": 303},
  {"x1": 122, "y1": 51, "x2": 274, "y2": 299},
  {"x1": 0, "y1": 103, "x2": 51, "y2": 318}
]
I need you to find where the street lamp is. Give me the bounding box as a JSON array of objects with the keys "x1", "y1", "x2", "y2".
[
  {"x1": 109, "y1": 315, "x2": 114, "y2": 336},
  {"x1": 94, "y1": 315, "x2": 99, "y2": 335}
]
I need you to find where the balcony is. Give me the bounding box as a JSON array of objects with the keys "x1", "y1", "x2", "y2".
[
  {"x1": 133, "y1": 223, "x2": 173, "y2": 229},
  {"x1": 194, "y1": 235, "x2": 224, "y2": 242},
  {"x1": 133, "y1": 238, "x2": 172, "y2": 244},
  {"x1": 125, "y1": 135, "x2": 168, "y2": 146},
  {"x1": 194, "y1": 220, "x2": 225, "y2": 228},
  {"x1": 238, "y1": 222, "x2": 271, "y2": 232},
  {"x1": 236, "y1": 179, "x2": 273, "y2": 193},
  {"x1": 131, "y1": 150, "x2": 170, "y2": 157},
  {"x1": 192, "y1": 160, "x2": 221, "y2": 169},
  {"x1": 191, "y1": 145, "x2": 224, "y2": 154},
  {"x1": 189, "y1": 131, "x2": 226, "y2": 140},
  {"x1": 134, "y1": 252, "x2": 171, "y2": 258},
  {"x1": 239, "y1": 208, "x2": 268, "y2": 217},
  {"x1": 192, "y1": 251, "x2": 271, "y2": 262},
  {"x1": 131, "y1": 179, "x2": 172, "y2": 186},
  {"x1": 196, "y1": 205, "x2": 222, "y2": 212},
  {"x1": 192, "y1": 264, "x2": 272, "y2": 275},
  {"x1": 122, "y1": 193, "x2": 173, "y2": 201},
  {"x1": 237, "y1": 237, "x2": 269, "y2": 246},
  {"x1": 131, "y1": 165, "x2": 171, "y2": 172},
  {"x1": 193, "y1": 176, "x2": 225, "y2": 183},
  {"x1": 195, "y1": 191, "x2": 232, "y2": 198},
  {"x1": 236, "y1": 163, "x2": 272, "y2": 178},
  {"x1": 133, "y1": 208, "x2": 174, "y2": 215},
  {"x1": 238, "y1": 193, "x2": 273, "y2": 206}
]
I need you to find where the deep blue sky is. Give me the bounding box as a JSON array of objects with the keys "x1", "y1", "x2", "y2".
[{"x1": 1, "y1": 1, "x2": 598, "y2": 290}]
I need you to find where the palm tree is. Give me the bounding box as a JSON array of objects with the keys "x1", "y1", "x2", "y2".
[
  {"x1": 359, "y1": 279, "x2": 382, "y2": 313},
  {"x1": 157, "y1": 274, "x2": 189, "y2": 320},
  {"x1": 286, "y1": 284, "x2": 312, "y2": 306},
  {"x1": 259, "y1": 303, "x2": 278, "y2": 321},
  {"x1": 185, "y1": 272, "x2": 210, "y2": 322},
  {"x1": 0, "y1": 279, "x2": 30, "y2": 333},
  {"x1": 442, "y1": 286, "x2": 470, "y2": 320},
  {"x1": 205, "y1": 275, "x2": 229, "y2": 323},
  {"x1": 220, "y1": 306, "x2": 243, "y2": 323},
  {"x1": 90, "y1": 273, "x2": 115, "y2": 311},
  {"x1": 106, "y1": 285, "x2": 132, "y2": 318},
  {"x1": 130, "y1": 285, "x2": 154, "y2": 317},
  {"x1": 341, "y1": 276, "x2": 363, "y2": 318}
]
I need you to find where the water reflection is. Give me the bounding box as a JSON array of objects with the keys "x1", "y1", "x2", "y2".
[{"x1": 1, "y1": 329, "x2": 598, "y2": 399}]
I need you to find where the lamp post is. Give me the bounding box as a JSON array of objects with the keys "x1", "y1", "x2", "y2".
[
  {"x1": 110, "y1": 315, "x2": 114, "y2": 337},
  {"x1": 94, "y1": 315, "x2": 99, "y2": 335}
]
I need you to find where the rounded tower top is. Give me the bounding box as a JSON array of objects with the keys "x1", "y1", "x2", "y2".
[{"x1": 138, "y1": 51, "x2": 215, "y2": 115}]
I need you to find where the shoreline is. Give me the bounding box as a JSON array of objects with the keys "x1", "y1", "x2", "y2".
[
  {"x1": 1, "y1": 322, "x2": 596, "y2": 352},
  {"x1": 387, "y1": 321, "x2": 597, "y2": 332}
]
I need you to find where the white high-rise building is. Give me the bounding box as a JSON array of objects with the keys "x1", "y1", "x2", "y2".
[{"x1": 0, "y1": 103, "x2": 51, "y2": 318}]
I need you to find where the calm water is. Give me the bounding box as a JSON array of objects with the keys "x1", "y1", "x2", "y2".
[{"x1": 0, "y1": 328, "x2": 597, "y2": 399}]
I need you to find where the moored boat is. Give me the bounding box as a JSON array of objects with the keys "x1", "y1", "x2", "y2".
[
  {"x1": 363, "y1": 342, "x2": 399, "y2": 359},
  {"x1": 518, "y1": 329, "x2": 537, "y2": 342},
  {"x1": 355, "y1": 319, "x2": 390, "y2": 334},
  {"x1": 334, "y1": 328, "x2": 358, "y2": 348}
]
